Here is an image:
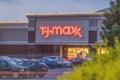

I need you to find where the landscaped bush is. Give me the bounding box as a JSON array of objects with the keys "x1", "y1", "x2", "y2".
[{"x1": 58, "y1": 40, "x2": 120, "y2": 80}]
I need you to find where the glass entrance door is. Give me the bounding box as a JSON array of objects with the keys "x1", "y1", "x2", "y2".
[{"x1": 67, "y1": 47, "x2": 89, "y2": 60}]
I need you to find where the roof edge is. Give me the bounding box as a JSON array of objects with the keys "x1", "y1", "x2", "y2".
[
  {"x1": 26, "y1": 12, "x2": 104, "y2": 17},
  {"x1": 0, "y1": 21, "x2": 28, "y2": 24}
]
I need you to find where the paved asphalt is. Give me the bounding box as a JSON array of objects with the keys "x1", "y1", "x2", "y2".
[{"x1": 0, "y1": 68, "x2": 73, "y2": 80}]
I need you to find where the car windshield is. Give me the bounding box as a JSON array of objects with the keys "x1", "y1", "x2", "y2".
[
  {"x1": 47, "y1": 57, "x2": 56, "y2": 60},
  {"x1": 23, "y1": 61, "x2": 36, "y2": 66},
  {"x1": 47, "y1": 56, "x2": 62, "y2": 60},
  {"x1": 45, "y1": 58, "x2": 53, "y2": 61}
]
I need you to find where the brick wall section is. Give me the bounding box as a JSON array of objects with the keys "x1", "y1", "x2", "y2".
[{"x1": 0, "y1": 45, "x2": 28, "y2": 57}]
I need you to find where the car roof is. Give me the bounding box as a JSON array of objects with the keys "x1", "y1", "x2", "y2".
[{"x1": 44, "y1": 56, "x2": 60, "y2": 57}]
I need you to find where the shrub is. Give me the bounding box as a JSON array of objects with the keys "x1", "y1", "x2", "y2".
[{"x1": 58, "y1": 40, "x2": 120, "y2": 80}]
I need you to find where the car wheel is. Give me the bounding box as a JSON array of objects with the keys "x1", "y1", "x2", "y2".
[
  {"x1": 52, "y1": 61, "x2": 57, "y2": 68},
  {"x1": 63, "y1": 64, "x2": 67, "y2": 68}
]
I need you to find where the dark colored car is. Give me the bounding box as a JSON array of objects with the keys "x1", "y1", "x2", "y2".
[
  {"x1": 42, "y1": 56, "x2": 72, "y2": 68},
  {"x1": 11, "y1": 58, "x2": 23, "y2": 63},
  {"x1": 70, "y1": 58, "x2": 86, "y2": 65},
  {"x1": 0, "y1": 58, "x2": 29, "y2": 79},
  {"x1": 39, "y1": 58, "x2": 59, "y2": 68},
  {"x1": 18, "y1": 60, "x2": 48, "y2": 78}
]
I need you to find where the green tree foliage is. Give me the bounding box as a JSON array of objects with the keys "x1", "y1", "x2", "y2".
[
  {"x1": 58, "y1": 39, "x2": 120, "y2": 80},
  {"x1": 100, "y1": 0, "x2": 120, "y2": 46}
]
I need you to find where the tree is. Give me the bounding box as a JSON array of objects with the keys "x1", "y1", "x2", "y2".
[
  {"x1": 58, "y1": 39, "x2": 120, "y2": 80},
  {"x1": 100, "y1": 0, "x2": 120, "y2": 47}
]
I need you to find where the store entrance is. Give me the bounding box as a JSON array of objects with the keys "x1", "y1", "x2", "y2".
[{"x1": 67, "y1": 46, "x2": 89, "y2": 60}]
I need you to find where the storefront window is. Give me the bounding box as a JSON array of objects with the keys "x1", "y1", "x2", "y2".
[
  {"x1": 67, "y1": 47, "x2": 89, "y2": 60},
  {"x1": 68, "y1": 48, "x2": 77, "y2": 59},
  {"x1": 97, "y1": 48, "x2": 109, "y2": 54}
]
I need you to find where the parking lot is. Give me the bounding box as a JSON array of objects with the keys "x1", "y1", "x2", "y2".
[
  {"x1": 0, "y1": 56, "x2": 92, "y2": 80},
  {"x1": 0, "y1": 68, "x2": 73, "y2": 80}
]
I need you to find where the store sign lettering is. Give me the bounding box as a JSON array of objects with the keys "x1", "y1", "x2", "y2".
[{"x1": 40, "y1": 26, "x2": 84, "y2": 39}]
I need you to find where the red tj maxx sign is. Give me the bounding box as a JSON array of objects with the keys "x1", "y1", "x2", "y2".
[{"x1": 40, "y1": 26, "x2": 84, "y2": 39}]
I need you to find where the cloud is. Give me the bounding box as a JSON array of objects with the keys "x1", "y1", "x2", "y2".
[{"x1": 0, "y1": 0, "x2": 110, "y2": 21}]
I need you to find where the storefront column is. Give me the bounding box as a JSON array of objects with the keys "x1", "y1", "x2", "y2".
[
  {"x1": 28, "y1": 44, "x2": 35, "y2": 58},
  {"x1": 28, "y1": 17, "x2": 36, "y2": 58},
  {"x1": 54, "y1": 45, "x2": 60, "y2": 56},
  {"x1": 60, "y1": 45, "x2": 63, "y2": 57}
]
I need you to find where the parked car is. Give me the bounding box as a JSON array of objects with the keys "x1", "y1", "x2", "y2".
[
  {"x1": 39, "y1": 58, "x2": 59, "y2": 68},
  {"x1": 0, "y1": 56, "x2": 11, "y2": 60},
  {"x1": 0, "y1": 58, "x2": 29, "y2": 79},
  {"x1": 11, "y1": 58, "x2": 23, "y2": 63},
  {"x1": 70, "y1": 58, "x2": 86, "y2": 65},
  {"x1": 83, "y1": 57, "x2": 92, "y2": 61},
  {"x1": 43, "y1": 56, "x2": 72, "y2": 68},
  {"x1": 17, "y1": 60, "x2": 48, "y2": 78},
  {"x1": 62, "y1": 59, "x2": 72, "y2": 68},
  {"x1": 19, "y1": 58, "x2": 29, "y2": 61}
]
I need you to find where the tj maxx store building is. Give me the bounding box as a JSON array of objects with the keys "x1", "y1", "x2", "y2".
[{"x1": 0, "y1": 12, "x2": 106, "y2": 60}]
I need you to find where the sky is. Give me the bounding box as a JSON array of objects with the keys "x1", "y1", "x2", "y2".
[{"x1": 0, "y1": 0, "x2": 110, "y2": 21}]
